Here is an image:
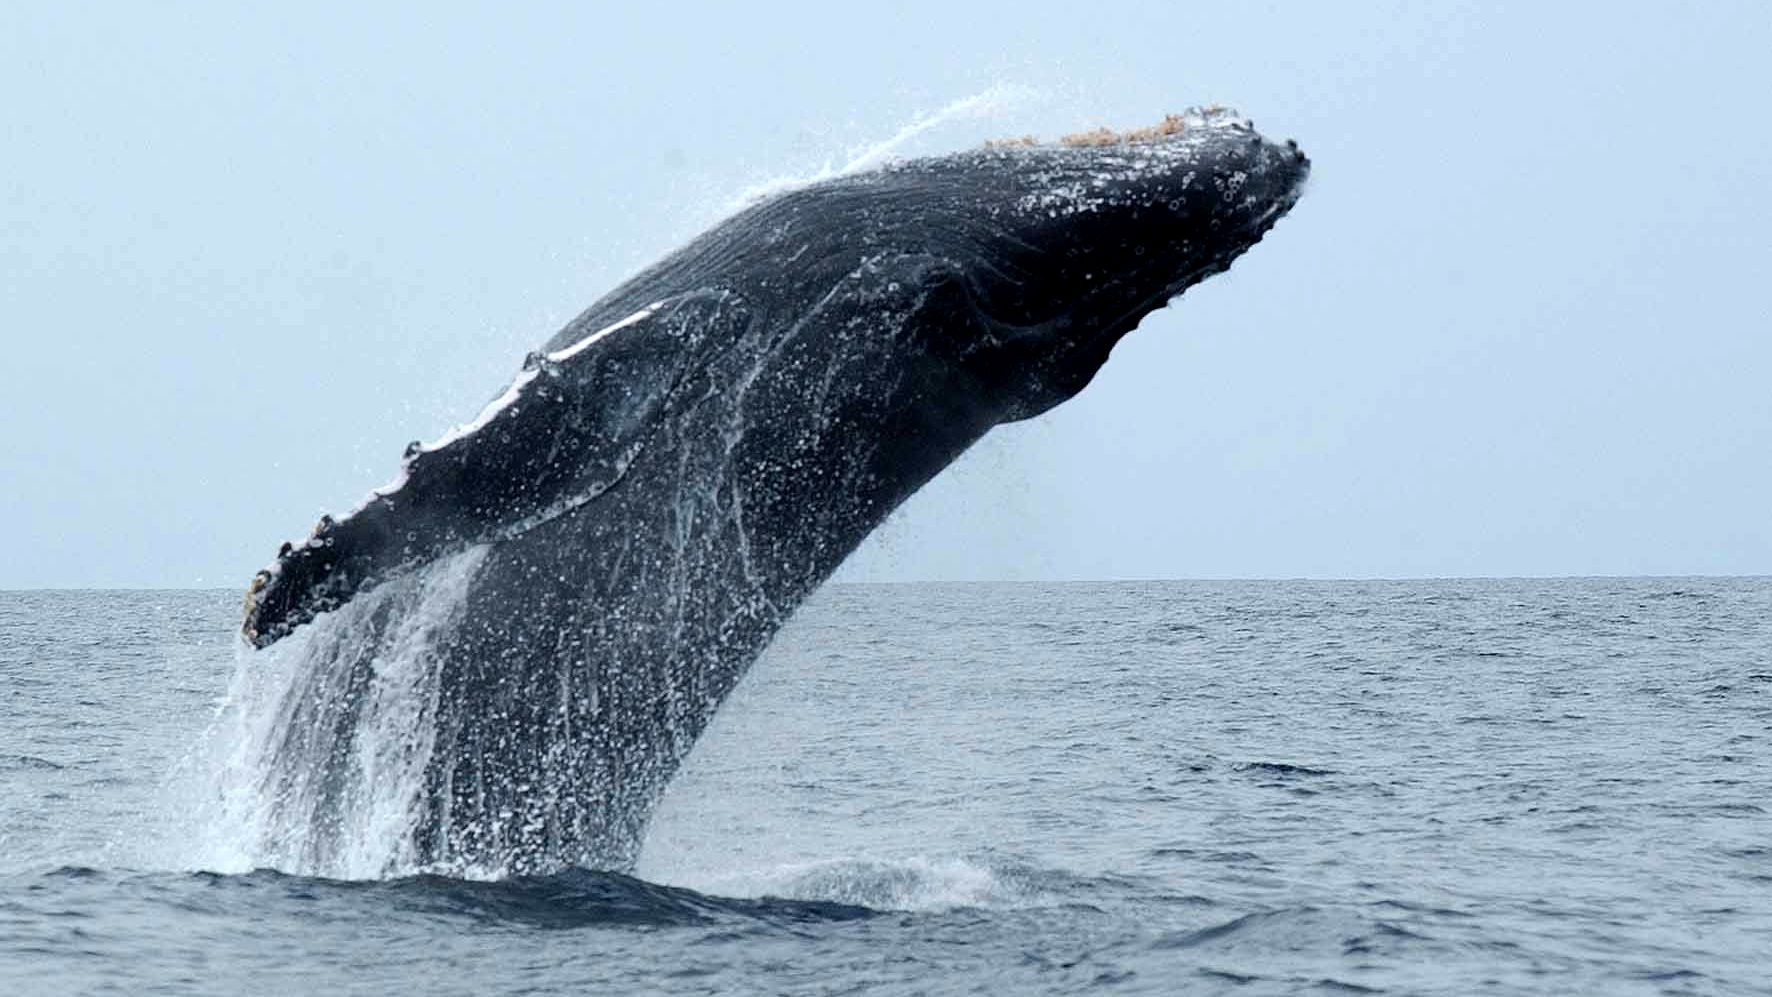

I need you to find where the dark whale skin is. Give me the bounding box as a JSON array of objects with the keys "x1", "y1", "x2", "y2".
[{"x1": 242, "y1": 108, "x2": 1309, "y2": 873}]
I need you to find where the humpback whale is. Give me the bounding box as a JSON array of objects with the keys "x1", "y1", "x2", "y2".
[{"x1": 239, "y1": 108, "x2": 1308, "y2": 875}]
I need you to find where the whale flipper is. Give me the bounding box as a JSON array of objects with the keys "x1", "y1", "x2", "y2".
[{"x1": 243, "y1": 290, "x2": 752, "y2": 647}]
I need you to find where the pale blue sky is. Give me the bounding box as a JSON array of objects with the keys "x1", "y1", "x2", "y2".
[{"x1": 3, "y1": 2, "x2": 1768, "y2": 588}]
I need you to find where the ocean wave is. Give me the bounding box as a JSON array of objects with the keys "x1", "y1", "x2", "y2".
[
  {"x1": 0, "y1": 754, "x2": 64, "y2": 771},
  {"x1": 18, "y1": 866, "x2": 875, "y2": 930}
]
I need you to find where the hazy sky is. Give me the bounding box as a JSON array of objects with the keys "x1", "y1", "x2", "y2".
[{"x1": 4, "y1": 2, "x2": 1768, "y2": 588}]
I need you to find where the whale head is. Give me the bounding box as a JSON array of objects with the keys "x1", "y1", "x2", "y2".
[
  {"x1": 855, "y1": 107, "x2": 1310, "y2": 420},
  {"x1": 683, "y1": 107, "x2": 1308, "y2": 426}
]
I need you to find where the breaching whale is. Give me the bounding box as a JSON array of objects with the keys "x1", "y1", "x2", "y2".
[{"x1": 240, "y1": 108, "x2": 1308, "y2": 875}]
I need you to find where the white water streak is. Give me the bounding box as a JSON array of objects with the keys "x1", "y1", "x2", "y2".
[
  {"x1": 730, "y1": 84, "x2": 1040, "y2": 208},
  {"x1": 171, "y1": 548, "x2": 488, "y2": 878},
  {"x1": 837, "y1": 85, "x2": 1038, "y2": 173}
]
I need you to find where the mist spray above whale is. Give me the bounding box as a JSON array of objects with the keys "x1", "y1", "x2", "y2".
[{"x1": 231, "y1": 107, "x2": 1308, "y2": 876}]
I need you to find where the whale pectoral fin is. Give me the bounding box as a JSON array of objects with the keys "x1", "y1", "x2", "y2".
[{"x1": 242, "y1": 289, "x2": 752, "y2": 648}]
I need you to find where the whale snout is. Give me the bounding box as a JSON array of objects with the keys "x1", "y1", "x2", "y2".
[
  {"x1": 1264, "y1": 136, "x2": 1311, "y2": 205},
  {"x1": 1222, "y1": 134, "x2": 1310, "y2": 239},
  {"x1": 1170, "y1": 119, "x2": 1309, "y2": 230},
  {"x1": 1016, "y1": 109, "x2": 1309, "y2": 255},
  {"x1": 1135, "y1": 120, "x2": 1308, "y2": 282},
  {"x1": 1276, "y1": 139, "x2": 1311, "y2": 199}
]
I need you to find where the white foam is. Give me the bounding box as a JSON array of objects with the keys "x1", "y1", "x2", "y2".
[
  {"x1": 168, "y1": 547, "x2": 490, "y2": 878},
  {"x1": 644, "y1": 853, "x2": 1058, "y2": 912}
]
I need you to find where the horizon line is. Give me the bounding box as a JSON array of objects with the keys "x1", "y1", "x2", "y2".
[{"x1": 4, "y1": 571, "x2": 1770, "y2": 594}]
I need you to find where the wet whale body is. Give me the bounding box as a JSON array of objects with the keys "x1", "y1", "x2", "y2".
[{"x1": 240, "y1": 108, "x2": 1308, "y2": 876}]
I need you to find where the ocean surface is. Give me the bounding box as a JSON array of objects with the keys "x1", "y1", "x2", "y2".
[{"x1": 1, "y1": 578, "x2": 1768, "y2": 995}]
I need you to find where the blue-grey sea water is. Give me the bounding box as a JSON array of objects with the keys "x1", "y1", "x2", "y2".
[{"x1": 1, "y1": 578, "x2": 1768, "y2": 995}]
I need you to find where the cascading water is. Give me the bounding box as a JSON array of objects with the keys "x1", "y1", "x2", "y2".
[{"x1": 181, "y1": 547, "x2": 488, "y2": 878}]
